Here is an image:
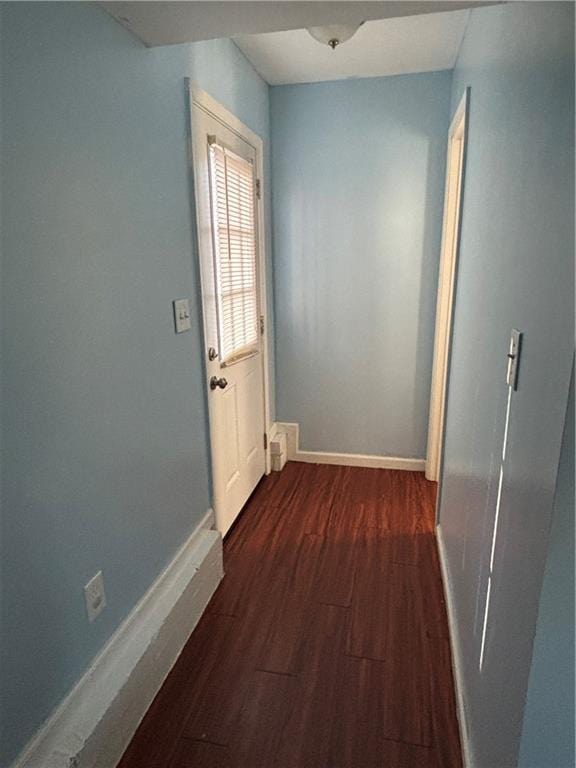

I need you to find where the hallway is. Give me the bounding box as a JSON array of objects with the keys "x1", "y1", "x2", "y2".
[{"x1": 119, "y1": 463, "x2": 462, "y2": 768}]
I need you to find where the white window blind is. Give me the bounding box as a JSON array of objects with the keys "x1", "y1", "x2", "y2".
[{"x1": 208, "y1": 140, "x2": 259, "y2": 364}]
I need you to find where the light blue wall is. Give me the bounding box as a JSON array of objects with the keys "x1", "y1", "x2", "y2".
[
  {"x1": 271, "y1": 72, "x2": 452, "y2": 458},
  {"x1": 0, "y1": 4, "x2": 271, "y2": 766},
  {"x1": 519, "y1": 365, "x2": 575, "y2": 768},
  {"x1": 438, "y1": 3, "x2": 574, "y2": 767}
]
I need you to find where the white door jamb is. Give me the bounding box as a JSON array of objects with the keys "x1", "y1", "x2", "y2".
[{"x1": 426, "y1": 88, "x2": 470, "y2": 484}]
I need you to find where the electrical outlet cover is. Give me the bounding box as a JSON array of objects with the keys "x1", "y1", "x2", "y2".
[{"x1": 84, "y1": 570, "x2": 107, "y2": 623}]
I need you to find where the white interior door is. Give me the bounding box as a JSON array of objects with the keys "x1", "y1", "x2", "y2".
[{"x1": 191, "y1": 94, "x2": 267, "y2": 535}]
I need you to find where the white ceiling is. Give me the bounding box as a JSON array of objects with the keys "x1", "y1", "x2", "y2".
[
  {"x1": 101, "y1": 1, "x2": 494, "y2": 48},
  {"x1": 235, "y1": 9, "x2": 470, "y2": 86}
]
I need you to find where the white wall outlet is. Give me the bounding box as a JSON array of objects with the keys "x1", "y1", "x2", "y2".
[
  {"x1": 84, "y1": 570, "x2": 107, "y2": 623},
  {"x1": 173, "y1": 298, "x2": 192, "y2": 333}
]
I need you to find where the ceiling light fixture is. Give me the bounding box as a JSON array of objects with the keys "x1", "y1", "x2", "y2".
[{"x1": 307, "y1": 22, "x2": 364, "y2": 50}]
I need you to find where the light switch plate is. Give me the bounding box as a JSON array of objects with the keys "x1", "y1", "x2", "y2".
[
  {"x1": 173, "y1": 298, "x2": 192, "y2": 333},
  {"x1": 84, "y1": 570, "x2": 107, "y2": 623},
  {"x1": 506, "y1": 329, "x2": 522, "y2": 390}
]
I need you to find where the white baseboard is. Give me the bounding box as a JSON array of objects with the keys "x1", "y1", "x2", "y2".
[
  {"x1": 436, "y1": 524, "x2": 473, "y2": 768},
  {"x1": 295, "y1": 451, "x2": 425, "y2": 471},
  {"x1": 12, "y1": 510, "x2": 223, "y2": 768},
  {"x1": 274, "y1": 422, "x2": 425, "y2": 471}
]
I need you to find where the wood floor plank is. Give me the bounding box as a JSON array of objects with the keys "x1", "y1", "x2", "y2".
[
  {"x1": 315, "y1": 525, "x2": 360, "y2": 607},
  {"x1": 179, "y1": 655, "x2": 250, "y2": 745},
  {"x1": 365, "y1": 469, "x2": 436, "y2": 567},
  {"x1": 181, "y1": 598, "x2": 279, "y2": 743},
  {"x1": 275, "y1": 669, "x2": 341, "y2": 768},
  {"x1": 258, "y1": 459, "x2": 316, "y2": 510},
  {"x1": 230, "y1": 670, "x2": 297, "y2": 766},
  {"x1": 329, "y1": 716, "x2": 437, "y2": 768},
  {"x1": 295, "y1": 601, "x2": 349, "y2": 674},
  {"x1": 292, "y1": 463, "x2": 342, "y2": 535},
  {"x1": 169, "y1": 739, "x2": 231, "y2": 768},
  {"x1": 326, "y1": 466, "x2": 370, "y2": 537},
  {"x1": 349, "y1": 467, "x2": 386, "y2": 525},
  {"x1": 274, "y1": 604, "x2": 349, "y2": 767},
  {"x1": 117, "y1": 613, "x2": 236, "y2": 768},
  {"x1": 347, "y1": 532, "x2": 433, "y2": 747},
  {"x1": 207, "y1": 504, "x2": 294, "y2": 618},
  {"x1": 422, "y1": 545, "x2": 450, "y2": 640},
  {"x1": 348, "y1": 530, "x2": 425, "y2": 660},
  {"x1": 118, "y1": 463, "x2": 461, "y2": 768},
  {"x1": 429, "y1": 636, "x2": 463, "y2": 767},
  {"x1": 258, "y1": 533, "x2": 325, "y2": 674},
  {"x1": 336, "y1": 653, "x2": 432, "y2": 748}
]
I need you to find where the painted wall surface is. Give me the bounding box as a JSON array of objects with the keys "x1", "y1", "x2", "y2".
[
  {"x1": 0, "y1": 4, "x2": 271, "y2": 766},
  {"x1": 438, "y1": 3, "x2": 574, "y2": 767},
  {"x1": 271, "y1": 72, "x2": 451, "y2": 458},
  {"x1": 519, "y1": 366, "x2": 575, "y2": 768}
]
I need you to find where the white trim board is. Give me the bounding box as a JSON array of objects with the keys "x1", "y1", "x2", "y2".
[
  {"x1": 11, "y1": 511, "x2": 223, "y2": 768},
  {"x1": 426, "y1": 87, "x2": 469, "y2": 483},
  {"x1": 296, "y1": 451, "x2": 425, "y2": 471},
  {"x1": 274, "y1": 422, "x2": 425, "y2": 471},
  {"x1": 436, "y1": 523, "x2": 473, "y2": 768}
]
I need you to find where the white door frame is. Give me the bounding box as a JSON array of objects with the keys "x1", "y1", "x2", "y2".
[
  {"x1": 188, "y1": 82, "x2": 273, "y2": 478},
  {"x1": 426, "y1": 88, "x2": 470, "y2": 483}
]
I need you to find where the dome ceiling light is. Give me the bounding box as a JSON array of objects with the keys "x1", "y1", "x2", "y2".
[{"x1": 307, "y1": 22, "x2": 365, "y2": 50}]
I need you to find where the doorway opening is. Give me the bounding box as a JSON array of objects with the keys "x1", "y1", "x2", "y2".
[{"x1": 426, "y1": 88, "x2": 469, "y2": 484}]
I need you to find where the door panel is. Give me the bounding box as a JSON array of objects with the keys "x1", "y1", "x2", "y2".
[{"x1": 222, "y1": 385, "x2": 240, "y2": 491}]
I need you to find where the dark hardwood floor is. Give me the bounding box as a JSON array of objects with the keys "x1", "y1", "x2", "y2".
[{"x1": 118, "y1": 462, "x2": 462, "y2": 768}]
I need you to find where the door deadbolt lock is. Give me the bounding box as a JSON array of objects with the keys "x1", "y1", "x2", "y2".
[
  {"x1": 208, "y1": 347, "x2": 218, "y2": 361},
  {"x1": 210, "y1": 376, "x2": 228, "y2": 391}
]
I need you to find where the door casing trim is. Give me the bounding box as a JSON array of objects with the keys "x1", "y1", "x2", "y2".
[{"x1": 426, "y1": 87, "x2": 470, "y2": 486}]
